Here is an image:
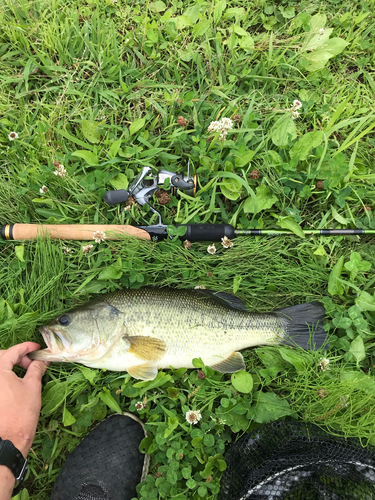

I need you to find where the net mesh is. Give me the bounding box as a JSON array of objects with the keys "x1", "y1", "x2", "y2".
[{"x1": 219, "y1": 421, "x2": 375, "y2": 500}]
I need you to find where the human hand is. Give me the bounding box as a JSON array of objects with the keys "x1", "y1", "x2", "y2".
[{"x1": 0, "y1": 343, "x2": 49, "y2": 458}]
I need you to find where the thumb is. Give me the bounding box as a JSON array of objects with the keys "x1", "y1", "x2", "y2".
[
  {"x1": 25, "y1": 359, "x2": 49, "y2": 385},
  {"x1": 0, "y1": 342, "x2": 42, "y2": 371}
]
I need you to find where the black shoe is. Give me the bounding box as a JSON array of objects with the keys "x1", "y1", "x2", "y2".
[{"x1": 50, "y1": 412, "x2": 149, "y2": 500}]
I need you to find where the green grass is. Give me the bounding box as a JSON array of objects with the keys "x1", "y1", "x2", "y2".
[{"x1": 1, "y1": 0, "x2": 375, "y2": 498}]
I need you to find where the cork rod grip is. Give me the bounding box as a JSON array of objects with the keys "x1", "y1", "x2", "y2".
[{"x1": 1, "y1": 224, "x2": 151, "y2": 241}]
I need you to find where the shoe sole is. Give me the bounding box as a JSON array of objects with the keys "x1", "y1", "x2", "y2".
[{"x1": 121, "y1": 411, "x2": 150, "y2": 482}]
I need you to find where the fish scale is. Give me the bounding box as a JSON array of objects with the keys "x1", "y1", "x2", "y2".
[{"x1": 29, "y1": 287, "x2": 327, "y2": 380}]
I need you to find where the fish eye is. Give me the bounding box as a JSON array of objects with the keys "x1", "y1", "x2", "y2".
[{"x1": 58, "y1": 314, "x2": 71, "y2": 326}]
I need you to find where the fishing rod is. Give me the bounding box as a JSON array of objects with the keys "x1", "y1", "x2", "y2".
[
  {"x1": 1, "y1": 166, "x2": 374, "y2": 242},
  {"x1": 1, "y1": 223, "x2": 373, "y2": 242}
]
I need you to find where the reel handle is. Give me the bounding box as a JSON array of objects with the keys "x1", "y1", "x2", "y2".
[{"x1": 104, "y1": 190, "x2": 130, "y2": 205}]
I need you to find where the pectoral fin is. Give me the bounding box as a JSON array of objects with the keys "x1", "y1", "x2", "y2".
[
  {"x1": 210, "y1": 351, "x2": 245, "y2": 373},
  {"x1": 123, "y1": 336, "x2": 167, "y2": 362},
  {"x1": 127, "y1": 362, "x2": 158, "y2": 380}
]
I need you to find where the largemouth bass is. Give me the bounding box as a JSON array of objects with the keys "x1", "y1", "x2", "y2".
[{"x1": 29, "y1": 288, "x2": 326, "y2": 380}]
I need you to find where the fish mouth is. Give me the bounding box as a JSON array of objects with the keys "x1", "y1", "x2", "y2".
[
  {"x1": 39, "y1": 326, "x2": 71, "y2": 354},
  {"x1": 28, "y1": 326, "x2": 72, "y2": 361}
]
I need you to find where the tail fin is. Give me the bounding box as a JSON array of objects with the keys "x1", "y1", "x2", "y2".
[{"x1": 275, "y1": 301, "x2": 328, "y2": 350}]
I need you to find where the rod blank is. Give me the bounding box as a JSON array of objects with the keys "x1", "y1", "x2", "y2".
[{"x1": 235, "y1": 229, "x2": 370, "y2": 236}]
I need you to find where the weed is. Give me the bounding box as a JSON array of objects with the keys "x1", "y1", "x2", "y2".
[{"x1": 1, "y1": 0, "x2": 375, "y2": 498}]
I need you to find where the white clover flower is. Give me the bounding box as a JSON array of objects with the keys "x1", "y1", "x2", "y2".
[
  {"x1": 39, "y1": 185, "x2": 49, "y2": 194},
  {"x1": 221, "y1": 236, "x2": 233, "y2": 248},
  {"x1": 339, "y1": 395, "x2": 349, "y2": 408},
  {"x1": 8, "y1": 132, "x2": 18, "y2": 141},
  {"x1": 135, "y1": 402, "x2": 145, "y2": 411},
  {"x1": 194, "y1": 285, "x2": 207, "y2": 289},
  {"x1": 62, "y1": 246, "x2": 73, "y2": 254},
  {"x1": 93, "y1": 231, "x2": 106, "y2": 243},
  {"x1": 53, "y1": 164, "x2": 67, "y2": 177},
  {"x1": 207, "y1": 121, "x2": 221, "y2": 133},
  {"x1": 291, "y1": 111, "x2": 300, "y2": 120},
  {"x1": 82, "y1": 244, "x2": 94, "y2": 253},
  {"x1": 207, "y1": 118, "x2": 233, "y2": 141},
  {"x1": 185, "y1": 409, "x2": 202, "y2": 425},
  {"x1": 207, "y1": 244, "x2": 217, "y2": 254},
  {"x1": 220, "y1": 117, "x2": 234, "y2": 130},
  {"x1": 124, "y1": 205, "x2": 132, "y2": 211},
  {"x1": 318, "y1": 358, "x2": 330, "y2": 371},
  {"x1": 292, "y1": 100, "x2": 302, "y2": 110}
]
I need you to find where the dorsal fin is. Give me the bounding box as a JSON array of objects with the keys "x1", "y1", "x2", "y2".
[{"x1": 194, "y1": 289, "x2": 249, "y2": 312}]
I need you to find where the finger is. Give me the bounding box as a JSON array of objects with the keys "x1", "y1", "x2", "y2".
[
  {"x1": 17, "y1": 355, "x2": 34, "y2": 370},
  {"x1": 25, "y1": 359, "x2": 49, "y2": 385},
  {"x1": 0, "y1": 343, "x2": 41, "y2": 371}
]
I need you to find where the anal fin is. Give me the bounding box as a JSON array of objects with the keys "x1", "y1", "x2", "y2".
[
  {"x1": 210, "y1": 352, "x2": 245, "y2": 373},
  {"x1": 127, "y1": 361, "x2": 158, "y2": 380}
]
